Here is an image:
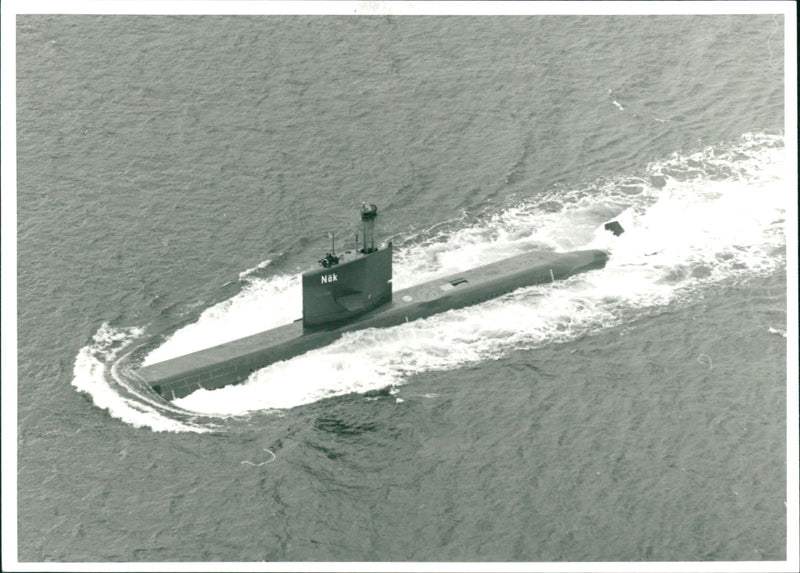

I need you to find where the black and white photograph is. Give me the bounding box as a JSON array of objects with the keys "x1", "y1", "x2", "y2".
[{"x1": 2, "y1": 1, "x2": 797, "y2": 571}]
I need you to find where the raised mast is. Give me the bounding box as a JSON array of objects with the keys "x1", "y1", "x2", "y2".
[{"x1": 360, "y1": 203, "x2": 378, "y2": 253}]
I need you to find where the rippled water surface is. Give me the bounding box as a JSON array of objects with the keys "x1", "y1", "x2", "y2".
[{"x1": 14, "y1": 12, "x2": 789, "y2": 563}]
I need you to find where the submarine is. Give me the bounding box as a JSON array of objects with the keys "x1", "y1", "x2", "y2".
[{"x1": 134, "y1": 204, "x2": 619, "y2": 400}]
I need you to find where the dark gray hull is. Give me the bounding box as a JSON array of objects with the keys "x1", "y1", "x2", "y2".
[{"x1": 134, "y1": 248, "x2": 607, "y2": 400}]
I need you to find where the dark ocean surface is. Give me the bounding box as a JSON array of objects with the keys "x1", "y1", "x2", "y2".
[{"x1": 15, "y1": 13, "x2": 788, "y2": 563}]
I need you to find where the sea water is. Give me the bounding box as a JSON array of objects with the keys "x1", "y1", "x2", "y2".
[{"x1": 14, "y1": 13, "x2": 788, "y2": 562}]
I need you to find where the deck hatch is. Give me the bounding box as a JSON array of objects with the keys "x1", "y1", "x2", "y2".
[{"x1": 440, "y1": 278, "x2": 469, "y2": 291}]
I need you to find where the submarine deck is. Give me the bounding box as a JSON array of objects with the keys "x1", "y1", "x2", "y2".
[{"x1": 134, "y1": 248, "x2": 607, "y2": 399}]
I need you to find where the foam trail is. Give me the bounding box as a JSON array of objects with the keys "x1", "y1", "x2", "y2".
[
  {"x1": 768, "y1": 327, "x2": 787, "y2": 338},
  {"x1": 238, "y1": 258, "x2": 272, "y2": 280},
  {"x1": 173, "y1": 133, "x2": 786, "y2": 415},
  {"x1": 72, "y1": 323, "x2": 211, "y2": 432},
  {"x1": 142, "y1": 273, "x2": 301, "y2": 365}
]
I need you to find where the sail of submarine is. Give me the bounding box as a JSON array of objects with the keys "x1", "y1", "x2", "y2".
[{"x1": 134, "y1": 204, "x2": 622, "y2": 400}]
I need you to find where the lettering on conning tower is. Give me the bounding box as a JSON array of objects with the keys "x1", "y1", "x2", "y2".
[{"x1": 301, "y1": 203, "x2": 392, "y2": 328}]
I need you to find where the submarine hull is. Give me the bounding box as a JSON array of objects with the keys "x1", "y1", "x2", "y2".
[{"x1": 134, "y1": 248, "x2": 607, "y2": 400}]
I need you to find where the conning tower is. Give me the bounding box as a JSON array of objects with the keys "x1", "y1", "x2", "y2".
[{"x1": 301, "y1": 204, "x2": 392, "y2": 328}]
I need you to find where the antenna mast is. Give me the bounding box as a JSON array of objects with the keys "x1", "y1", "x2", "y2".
[{"x1": 360, "y1": 203, "x2": 378, "y2": 253}]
